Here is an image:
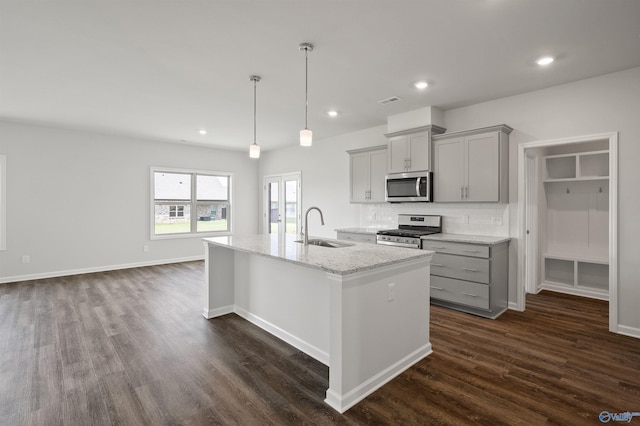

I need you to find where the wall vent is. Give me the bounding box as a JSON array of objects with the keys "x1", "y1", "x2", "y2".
[{"x1": 377, "y1": 96, "x2": 402, "y2": 105}]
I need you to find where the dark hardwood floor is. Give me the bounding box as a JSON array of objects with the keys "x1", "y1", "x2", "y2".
[{"x1": 1, "y1": 261, "x2": 639, "y2": 425}]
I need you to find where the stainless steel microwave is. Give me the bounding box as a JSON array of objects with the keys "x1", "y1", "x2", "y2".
[{"x1": 385, "y1": 171, "x2": 432, "y2": 202}]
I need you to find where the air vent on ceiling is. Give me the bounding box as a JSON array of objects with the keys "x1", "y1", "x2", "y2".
[{"x1": 377, "y1": 96, "x2": 402, "y2": 105}]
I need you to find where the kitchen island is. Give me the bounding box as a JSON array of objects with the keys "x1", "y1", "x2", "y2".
[{"x1": 203, "y1": 234, "x2": 433, "y2": 413}]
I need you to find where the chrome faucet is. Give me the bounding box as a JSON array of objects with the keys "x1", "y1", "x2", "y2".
[{"x1": 303, "y1": 206, "x2": 325, "y2": 245}]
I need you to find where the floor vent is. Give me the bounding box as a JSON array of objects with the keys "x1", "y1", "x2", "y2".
[{"x1": 377, "y1": 96, "x2": 402, "y2": 105}]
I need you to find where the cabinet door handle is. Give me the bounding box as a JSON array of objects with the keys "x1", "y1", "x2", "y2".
[
  {"x1": 462, "y1": 267, "x2": 479, "y2": 272},
  {"x1": 431, "y1": 263, "x2": 444, "y2": 267},
  {"x1": 462, "y1": 292, "x2": 478, "y2": 297},
  {"x1": 462, "y1": 249, "x2": 479, "y2": 253},
  {"x1": 465, "y1": 186, "x2": 469, "y2": 199},
  {"x1": 460, "y1": 186, "x2": 464, "y2": 199},
  {"x1": 429, "y1": 246, "x2": 446, "y2": 249},
  {"x1": 430, "y1": 286, "x2": 444, "y2": 290}
]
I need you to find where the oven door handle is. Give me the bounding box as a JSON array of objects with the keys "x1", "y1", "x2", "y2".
[{"x1": 376, "y1": 240, "x2": 419, "y2": 249}]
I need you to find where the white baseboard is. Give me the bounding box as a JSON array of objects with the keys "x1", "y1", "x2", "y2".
[
  {"x1": 325, "y1": 343, "x2": 433, "y2": 414},
  {"x1": 508, "y1": 301, "x2": 523, "y2": 311},
  {"x1": 234, "y1": 306, "x2": 330, "y2": 366},
  {"x1": 616, "y1": 324, "x2": 640, "y2": 340},
  {"x1": 202, "y1": 305, "x2": 234, "y2": 319},
  {"x1": 539, "y1": 282, "x2": 608, "y2": 301},
  {"x1": 0, "y1": 255, "x2": 204, "y2": 284}
]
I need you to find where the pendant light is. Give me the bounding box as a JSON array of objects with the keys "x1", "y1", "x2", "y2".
[
  {"x1": 249, "y1": 75, "x2": 261, "y2": 158},
  {"x1": 299, "y1": 42, "x2": 314, "y2": 147}
]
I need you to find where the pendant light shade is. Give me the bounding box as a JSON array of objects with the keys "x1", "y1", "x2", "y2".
[
  {"x1": 249, "y1": 75, "x2": 261, "y2": 159},
  {"x1": 249, "y1": 142, "x2": 261, "y2": 158},
  {"x1": 299, "y1": 42, "x2": 313, "y2": 147},
  {"x1": 300, "y1": 129, "x2": 312, "y2": 147}
]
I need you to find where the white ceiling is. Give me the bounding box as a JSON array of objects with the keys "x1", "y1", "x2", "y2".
[{"x1": 2, "y1": 0, "x2": 640, "y2": 152}]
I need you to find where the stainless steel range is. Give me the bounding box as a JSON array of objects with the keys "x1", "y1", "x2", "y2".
[{"x1": 376, "y1": 214, "x2": 442, "y2": 249}]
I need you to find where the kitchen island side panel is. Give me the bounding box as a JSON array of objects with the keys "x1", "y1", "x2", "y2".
[
  {"x1": 203, "y1": 242, "x2": 236, "y2": 319},
  {"x1": 233, "y1": 251, "x2": 331, "y2": 365},
  {"x1": 326, "y1": 258, "x2": 432, "y2": 413}
]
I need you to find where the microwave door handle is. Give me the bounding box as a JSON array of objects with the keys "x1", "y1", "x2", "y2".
[{"x1": 416, "y1": 178, "x2": 421, "y2": 197}]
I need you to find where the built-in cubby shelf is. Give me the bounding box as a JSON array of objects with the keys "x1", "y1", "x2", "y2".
[
  {"x1": 543, "y1": 254, "x2": 608, "y2": 299},
  {"x1": 544, "y1": 150, "x2": 609, "y2": 182},
  {"x1": 540, "y1": 148, "x2": 609, "y2": 300}
]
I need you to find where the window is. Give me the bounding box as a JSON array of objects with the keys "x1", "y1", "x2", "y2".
[
  {"x1": 0, "y1": 155, "x2": 5, "y2": 251},
  {"x1": 151, "y1": 167, "x2": 231, "y2": 238},
  {"x1": 169, "y1": 205, "x2": 184, "y2": 218}
]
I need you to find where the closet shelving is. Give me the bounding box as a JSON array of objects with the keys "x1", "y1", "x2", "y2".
[{"x1": 542, "y1": 149, "x2": 609, "y2": 299}]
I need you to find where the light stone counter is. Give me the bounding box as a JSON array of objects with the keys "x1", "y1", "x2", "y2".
[
  {"x1": 422, "y1": 233, "x2": 511, "y2": 245},
  {"x1": 334, "y1": 227, "x2": 389, "y2": 235},
  {"x1": 204, "y1": 233, "x2": 431, "y2": 275}
]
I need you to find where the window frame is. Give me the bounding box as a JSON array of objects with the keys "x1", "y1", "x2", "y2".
[
  {"x1": 150, "y1": 167, "x2": 233, "y2": 240},
  {"x1": 0, "y1": 155, "x2": 6, "y2": 251}
]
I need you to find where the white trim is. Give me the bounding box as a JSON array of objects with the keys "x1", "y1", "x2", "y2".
[
  {"x1": 617, "y1": 325, "x2": 640, "y2": 340},
  {"x1": 538, "y1": 283, "x2": 608, "y2": 301},
  {"x1": 517, "y1": 132, "x2": 618, "y2": 333},
  {"x1": 0, "y1": 255, "x2": 204, "y2": 284},
  {"x1": 608, "y1": 134, "x2": 618, "y2": 333},
  {"x1": 234, "y1": 305, "x2": 330, "y2": 366},
  {"x1": 202, "y1": 305, "x2": 234, "y2": 319},
  {"x1": 508, "y1": 301, "x2": 523, "y2": 311},
  {"x1": 262, "y1": 171, "x2": 302, "y2": 236},
  {"x1": 324, "y1": 343, "x2": 432, "y2": 413},
  {"x1": 150, "y1": 166, "x2": 234, "y2": 240},
  {"x1": 0, "y1": 155, "x2": 6, "y2": 251}
]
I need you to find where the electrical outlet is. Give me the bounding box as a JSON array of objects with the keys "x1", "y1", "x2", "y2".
[
  {"x1": 143, "y1": 245, "x2": 149, "y2": 252},
  {"x1": 22, "y1": 255, "x2": 30, "y2": 264},
  {"x1": 492, "y1": 216, "x2": 503, "y2": 226},
  {"x1": 387, "y1": 283, "x2": 395, "y2": 302}
]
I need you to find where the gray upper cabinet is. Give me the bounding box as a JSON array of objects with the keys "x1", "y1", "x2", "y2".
[
  {"x1": 432, "y1": 125, "x2": 512, "y2": 203},
  {"x1": 348, "y1": 145, "x2": 387, "y2": 203},
  {"x1": 385, "y1": 125, "x2": 446, "y2": 174}
]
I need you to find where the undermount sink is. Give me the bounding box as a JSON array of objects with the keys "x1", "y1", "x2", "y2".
[{"x1": 295, "y1": 238, "x2": 355, "y2": 248}]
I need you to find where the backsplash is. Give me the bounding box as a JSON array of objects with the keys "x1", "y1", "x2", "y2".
[{"x1": 359, "y1": 203, "x2": 509, "y2": 236}]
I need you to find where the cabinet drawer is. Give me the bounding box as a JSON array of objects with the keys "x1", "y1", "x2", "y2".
[
  {"x1": 421, "y1": 240, "x2": 489, "y2": 258},
  {"x1": 430, "y1": 276, "x2": 489, "y2": 309},
  {"x1": 336, "y1": 232, "x2": 376, "y2": 244},
  {"x1": 430, "y1": 253, "x2": 490, "y2": 284}
]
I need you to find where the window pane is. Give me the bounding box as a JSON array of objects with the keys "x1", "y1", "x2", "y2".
[
  {"x1": 154, "y1": 173, "x2": 191, "y2": 200},
  {"x1": 268, "y1": 181, "x2": 279, "y2": 235},
  {"x1": 197, "y1": 175, "x2": 228, "y2": 201},
  {"x1": 196, "y1": 202, "x2": 229, "y2": 232},
  {"x1": 284, "y1": 180, "x2": 297, "y2": 234},
  {"x1": 154, "y1": 204, "x2": 191, "y2": 234}
]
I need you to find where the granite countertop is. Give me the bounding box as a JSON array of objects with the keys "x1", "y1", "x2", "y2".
[
  {"x1": 334, "y1": 227, "x2": 389, "y2": 235},
  {"x1": 422, "y1": 233, "x2": 511, "y2": 245},
  {"x1": 204, "y1": 234, "x2": 432, "y2": 276}
]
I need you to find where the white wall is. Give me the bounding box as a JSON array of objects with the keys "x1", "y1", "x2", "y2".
[
  {"x1": 443, "y1": 66, "x2": 640, "y2": 330},
  {"x1": 0, "y1": 121, "x2": 258, "y2": 282},
  {"x1": 258, "y1": 125, "x2": 389, "y2": 236},
  {"x1": 260, "y1": 66, "x2": 640, "y2": 332}
]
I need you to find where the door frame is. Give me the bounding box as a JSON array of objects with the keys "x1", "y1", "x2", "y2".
[
  {"x1": 524, "y1": 153, "x2": 539, "y2": 294},
  {"x1": 263, "y1": 172, "x2": 302, "y2": 237},
  {"x1": 516, "y1": 132, "x2": 618, "y2": 332}
]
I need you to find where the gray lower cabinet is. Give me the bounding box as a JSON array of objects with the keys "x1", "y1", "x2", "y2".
[
  {"x1": 336, "y1": 231, "x2": 377, "y2": 244},
  {"x1": 422, "y1": 239, "x2": 508, "y2": 319}
]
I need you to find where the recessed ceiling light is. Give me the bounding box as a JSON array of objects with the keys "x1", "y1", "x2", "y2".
[
  {"x1": 536, "y1": 56, "x2": 554, "y2": 66},
  {"x1": 199, "y1": 129, "x2": 207, "y2": 135},
  {"x1": 327, "y1": 110, "x2": 339, "y2": 117},
  {"x1": 414, "y1": 81, "x2": 429, "y2": 89}
]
